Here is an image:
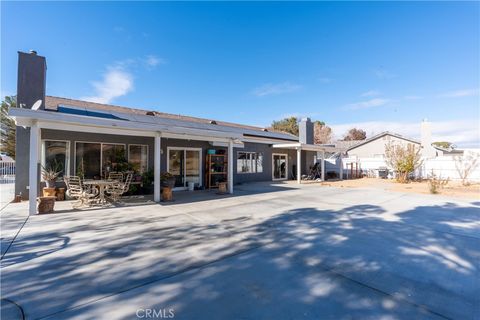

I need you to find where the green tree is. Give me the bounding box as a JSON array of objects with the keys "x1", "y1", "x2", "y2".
[
  {"x1": 271, "y1": 117, "x2": 299, "y2": 135},
  {"x1": 432, "y1": 141, "x2": 453, "y2": 149},
  {"x1": 0, "y1": 96, "x2": 16, "y2": 158}
]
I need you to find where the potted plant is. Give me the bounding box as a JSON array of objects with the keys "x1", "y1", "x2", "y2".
[
  {"x1": 160, "y1": 172, "x2": 176, "y2": 189},
  {"x1": 141, "y1": 169, "x2": 154, "y2": 194},
  {"x1": 41, "y1": 162, "x2": 62, "y2": 197}
]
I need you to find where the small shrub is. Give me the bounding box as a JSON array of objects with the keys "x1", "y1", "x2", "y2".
[{"x1": 428, "y1": 171, "x2": 449, "y2": 194}]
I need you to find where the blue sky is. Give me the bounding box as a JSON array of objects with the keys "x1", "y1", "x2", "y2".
[{"x1": 1, "y1": 1, "x2": 479, "y2": 146}]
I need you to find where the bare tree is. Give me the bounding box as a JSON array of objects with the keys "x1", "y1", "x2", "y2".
[
  {"x1": 454, "y1": 151, "x2": 479, "y2": 186},
  {"x1": 343, "y1": 128, "x2": 366, "y2": 141},
  {"x1": 384, "y1": 142, "x2": 422, "y2": 183},
  {"x1": 314, "y1": 121, "x2": 332, "y2": 144}
]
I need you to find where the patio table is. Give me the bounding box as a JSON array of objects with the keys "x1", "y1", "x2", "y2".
[{"x1": 82, "y1": 179, "x2": 117, "y2": 205}]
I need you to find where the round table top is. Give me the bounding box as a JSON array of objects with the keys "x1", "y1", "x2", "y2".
[{"x1": 82, "y1": 179, "x2": 117, "y2": 185}]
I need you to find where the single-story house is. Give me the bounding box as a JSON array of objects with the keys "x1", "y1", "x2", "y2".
[
  {"x1": 10, "y1": 51, "x2": 339, "y2": 215},
  {"x1": 346, "y1": 130, "x2": 463, "y2": 159}
]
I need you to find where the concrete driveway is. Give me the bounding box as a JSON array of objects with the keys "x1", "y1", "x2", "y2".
[{"x1": 1, "y1": 182, "x2": 479, "y2": 320}]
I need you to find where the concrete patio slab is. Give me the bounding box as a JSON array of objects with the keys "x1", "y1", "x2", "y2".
[{"x1": 1, "y1": 182, "x2": 479, "y2": 320}]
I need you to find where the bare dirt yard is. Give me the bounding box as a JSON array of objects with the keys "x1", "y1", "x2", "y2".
[{"x1": 321, "y1": 177, "x2": 480, "y2": 199}]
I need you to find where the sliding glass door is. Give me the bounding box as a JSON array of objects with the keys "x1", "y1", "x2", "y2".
[
  {"x1": 167, "y1": 148, "x2": 202, "y2": 190},
  {"x1": 272, "y1": 154, "x2": 288, "y2": 180}
]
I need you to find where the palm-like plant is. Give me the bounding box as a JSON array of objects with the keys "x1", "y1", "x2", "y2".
[{"x1": 41, "y1": 161, "x2": 63, "y2": 188}]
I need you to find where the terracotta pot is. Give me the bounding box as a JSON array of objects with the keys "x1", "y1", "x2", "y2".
[
  {"x1": 218, "y1": 182, "x2": 228, "y2": 194},
  {"x1": 56, "y1": 188, "x2": 65, "y2": 201},
  {"x1": 43, "y1": 187, "x2": 56, "y2": 197},
  {"x1": 162, "y1": 186, "x2": 173, "y2": 201}
]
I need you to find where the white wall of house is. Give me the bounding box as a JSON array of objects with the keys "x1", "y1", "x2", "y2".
[{"x1": 348, "y1": 135, "x2": 420, "y2": 159}]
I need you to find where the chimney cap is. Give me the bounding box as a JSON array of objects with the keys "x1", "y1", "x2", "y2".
[{"x1": 29, "y1": 50, "x2": 38, "y2": 55}]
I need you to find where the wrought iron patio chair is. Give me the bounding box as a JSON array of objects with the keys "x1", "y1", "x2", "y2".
[
  {"x1": 108, "y1": 172, "x2": 124, "y2": 182},
  {"x1": 107, "y1": 173, "x2": 133, "y2": 203},
  {"x1": 64, "y1": 176, "x2": 99, "y2": 208}
]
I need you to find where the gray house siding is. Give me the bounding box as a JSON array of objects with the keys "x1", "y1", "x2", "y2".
[{"x1": 17, "y1": 130, "x2": 309, "y2": 197}]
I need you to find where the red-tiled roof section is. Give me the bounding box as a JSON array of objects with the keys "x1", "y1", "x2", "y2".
[{"x1": 45, "y1": 96, "x2": 296, "y2": 137}]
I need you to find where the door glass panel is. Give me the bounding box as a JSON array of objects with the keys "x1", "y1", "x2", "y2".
[
  {"x1": 185, "y1": 150, "x2": 200, "y2": 185},
  {"x1": 168, "y1": 150, "x2": 184, "y2": 187},
  {"x1": 75, "y1": 143, "x2": 101, "y2": 179},
  {"x1": 102, "y1": 144, "x2": 126, "y2": 176},
  {"x1": 273, "y1": 155, "x2": 287, "y2": 179}
]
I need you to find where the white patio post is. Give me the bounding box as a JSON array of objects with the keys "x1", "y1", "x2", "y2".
[
  {"x1": 297, "y1": 148, "x2": 301, "y2": 184},
  {"x1": 228, "y1": 139, "x2": 234, "y2": 194},
  {"x1": 29, "y1": 122, "x2": 40, "y2": 215},
  {"x1": 154, "y1": 133, "x2": 161, "y2": 202},
  {"x1": 321, "y1": 150, "x2": 325, "y2": 181},
  {"x1": 339, "y1": 152, "x2": 343, "y2": 180}
]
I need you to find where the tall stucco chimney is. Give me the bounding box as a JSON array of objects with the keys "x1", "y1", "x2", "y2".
[
  {"x1": 15, "y1": 51, "x2": 47, "y2": 199},
  {"x1": 299, "y1": 118, "x2": 314, "y2": 144},
  {"x1": 421, "y1": 119, "x2": 436, "y2": 158},
  {"x1": 17, "y1": 50, "x2": 47, "y2": 109}
]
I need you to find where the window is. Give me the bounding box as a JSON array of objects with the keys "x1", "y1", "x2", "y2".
[
  {"x1": 42, "y1": 140, "x2": 70, "y2": 179},
  {"x1": 237, "y1": 152, "x2": 263, "y2": 173},
  {"x1": 75, "y1": 142, "x2": 127, "y2": 178},
  {"x1": 102, "y1": 144, "x2": 126, "y2": 173},
  {"x1": 128, "y1": 145, "x2": 148, "y2": 173}
]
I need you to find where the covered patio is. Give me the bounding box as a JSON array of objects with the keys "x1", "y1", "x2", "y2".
[
  {"x1": 10, "y1": 107, "x2": 243, "y2": 215},
  {"x1": 272, "y1": 142, "x2": 342, "y2": 183}
]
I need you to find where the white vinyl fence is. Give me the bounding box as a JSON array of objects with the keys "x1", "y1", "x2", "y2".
[
  {"x1": 325, "y1": 151, "x2": 480, "y2": 182},
  {"x1": 0, "y1": 161, "x2": 15, "y2": 184}
]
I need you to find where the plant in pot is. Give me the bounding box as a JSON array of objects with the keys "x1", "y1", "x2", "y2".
[
  {"x1": 160, "y1": 172, "x2": 176, "y2": 189},
  {"x1": 141, "y1": 169, "x2": 155, "y2": 194},
  {"x1": 41, "y1": 162, "x2": 62, "y2": 197}
]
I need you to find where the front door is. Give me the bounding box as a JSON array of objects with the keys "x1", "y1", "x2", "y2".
[
  {"x1": 167, "y1": 148, "x2": 202, "y2": 190},
  {"x1": 272, "y1": 154, "x2": 288, "y2": 180}
]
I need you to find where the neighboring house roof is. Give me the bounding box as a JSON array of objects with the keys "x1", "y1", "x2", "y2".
[
  {"x1": 347, "y1": 131, "x2": 421, "y2": 152},
  {"x1": 44, "y1": 96, "x2": 298, "y2": 142},
  {"x1": 346, "y1": 131, "x2": 464, "y2": 155},
  {"x1": 332, "y1": 140, "x2": 364, "y2": 151}
]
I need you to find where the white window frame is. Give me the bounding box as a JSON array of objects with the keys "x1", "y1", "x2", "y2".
[
  {"x1": 272, "y1": 153, "x2": 288, "y2": 181},
  {"x1": 128, "y1": 144, "x2": 149, "y2": 173},
  {"x1": 166, "y1": 147, "x2": 203, "y2": 190},
  {"x1": 41, "y1": 139, "x2": 71, "y2": 180},
  {"x1": 74, "y1": 141, "x2": 126, "y2": 177},
  {"x1": 237, "y1": 151, "x2": 263, "y2": 174}
]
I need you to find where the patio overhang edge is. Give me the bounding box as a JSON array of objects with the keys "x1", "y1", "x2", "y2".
[
  {"x1": 10, "y1": 108, "x2": 244, "y2": 142},
  {"x1": 272, "y1": 142, "x2": 340, "y2": 153}
]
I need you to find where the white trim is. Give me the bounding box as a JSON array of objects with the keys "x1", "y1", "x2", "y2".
[
  {"x1": 29, "y1": 122, "x2": 40, "y2": 215},
  {"x1": 10, "y1": 108, "x2": 244, "y2": 140},
  {"x1": 273, "y1": 142, "x2": 340, "y2": 153},
  {"x1": 272, "y1": 153, "x2": 288, "y2": 181},
  {"x1": 236, "y1": 151, "x2": 263, "y2": 174},
  {"x1": 128, "y1": 144, "x2": 149, "y2": 173},
  {"x1": 166, "y1": 147, "x2": 203, "y2": 190},
  {"x1": 41, "y1": 139, "x2": 71, "y2": 180},
  {"x1": 154, "y1": 134, "x2": 161, "y2": 202},
  {"x1": 228, "y1": 140, "x2": 234, "y2": 194},
  {"x1": 297, "y1": 148, "x2": 302, "y2": 184}
]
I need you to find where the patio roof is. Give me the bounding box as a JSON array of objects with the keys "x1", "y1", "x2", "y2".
[{"x1": 272, "y1": 142, "x2": 341, "y2": 153}]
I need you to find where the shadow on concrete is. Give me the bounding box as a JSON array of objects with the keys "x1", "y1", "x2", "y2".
[{"x1": 1, "y1": 201, "x2": 478, "y2": 319}]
